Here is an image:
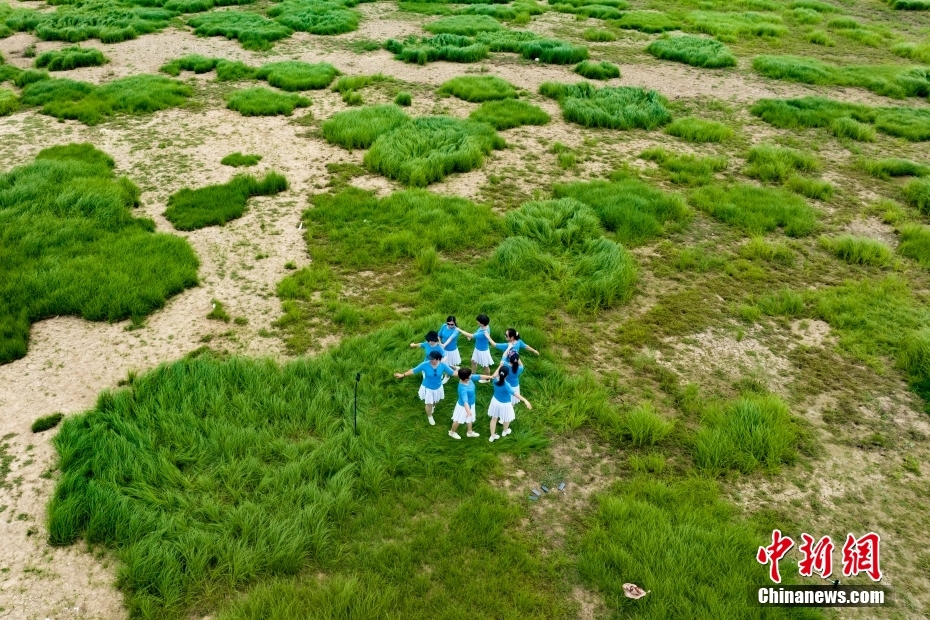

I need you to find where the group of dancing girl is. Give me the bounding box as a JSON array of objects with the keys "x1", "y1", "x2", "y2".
[{"x1": 393, "y1": 314, "x2": 539, "y2": 442}]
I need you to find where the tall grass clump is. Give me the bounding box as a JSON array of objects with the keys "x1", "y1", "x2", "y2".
[
  {"x1": 806, "y1": 29, "x2": 835, "y2": 46},
  {"x1": 394, "y1": 91, "x2": 412, "y2": 106},
  {"x1": 0, "y1": 88, "x2": 16, "y2": 116},
  {"x1": 221, "y1": 152, "x2": 262, "y2": 167},
  {"x1": 665, "y1": 116, "x2": 733, "y2": 142},
  {"x1": 188, "y1": 11, "x2": 292, "y2": 51},
  {"x1": 753, "y1": 97, "x2": 930, "y2": 141},
  {"x1": 898, "y1": 224, "x2": 930, "y2": 268},
  {"x1": 892, "y1": 40, "x2": 930, "y2": 64},
  {"x1": 831, "y1": 116, "x2": 875, "y2": 141},
  {"x1": 159, "y1": 54, "x2": 220, "y2": 76},
  {"x1": 425, "y1": 15, "x2": 503, "y2": 35},
  {"x1": 620, "y1": 403, "x2": 673, "y2": 446},
  {"x1": 614, "y1": 10, "x2": 681, "y2": 32},
  {"x1": 820, "y1": 235, "x2": 893, "y2": 267},
  {"x1": 385, "y1": 34, "x2": 489, "y2": 65},
  {"x1": 226, "y1": 87, "x2": 310, "y2": 116},
  {"x1": 540, "y1": 81, "x2": 671, "y2": 130},
  {"x1": 268, "y1": 1, "x2": 360, "y2": 36},
  {"x1": 690, "y1": 183, "x2": 818, "y2": 236},
  {"x1": 744, "y1": 144, "x2": 820, "y2": 183},
  {"x1": 518, "y1": 38, "x2": 588, "y2": 64},
  {"x1": 549, "y1": 0, "x2": 628, "y2": 19},
  {"x1": 20, "y1": 74, "x2": 191, "y2": 125},
  {"x1": 9, "y1": 2, "x2": 173, "y2": 44},
  {"x1": 641, "y1": 147, "x2": 727, "y2": 186},
  {"x1": 693, "y1": 394, "x2": 800, "y2": 475},
  {"x1": 583, "y1": 28, "x2": 616, "y2": 42},
  {"x1": 647, "y1": 35, "x2": 736, "y2": 68},
  {"x1": 685, "y1": 11, "x2": 787, "y2": 42},
  {"x1": 364, "y1": 116, "x2": 504, "y2": 186},
  {"x1": 438, "y1": 75, "x2": 516, "y2": 101},
  {"x1": 0, "y1": 143, "x2": 198, "y2": 364},
  {"x1": 255, "y1": 61, "x2": 339, "y2": 91},
  {"x1": 574, "y1": 60, "x2": 620, "y2": 80},
  {"x1": 469, "y1": 98, "x2": 550, "y2": 129},
  {"x1": 164, "y1": 172, "x2": 288, "y2": 230},
  {"x1": 35, "y1": 46, "x2": 107, "y2": 71},
  {"x1": 739, "y1": 236, "x2": 795, "y2": 264},
  {"x1": 578, "y1": 477, "x2": 812, "y2": 620},
  {"x1": 322, "y1": 105, "x2": 410, "y2": 149},
  {"x1": 860, "y1": 157, "x2": 930, "y2": 179},
  {"x1": 904, "y1": 177, "x2": 930, "y2": 213},
  {"x1": 31, "y1": 412, "x2": 64, "y2": 433},
  {"x1": 553, "y1": 174, "x2": 689, "y2": 244},
  {"x1": 751, "y1": 55, "x2": 930, "y2": 99},
  {"x1": 888, "y1": 0, "x2": 930, "y2": 8}
]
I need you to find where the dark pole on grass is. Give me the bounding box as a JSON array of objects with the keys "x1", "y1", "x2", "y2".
[{"x1": 354, "y1": 373, "x2": 361, "y2": 436}]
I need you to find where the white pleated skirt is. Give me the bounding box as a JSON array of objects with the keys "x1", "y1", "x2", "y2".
[
  {"x1": 451, "y1": 403, "x2": 475, "y2": 423},
  {"x1": 511, "y1": 386, "x2": 521, "y2": 406},
  {"x1": 472, "y1": 349, "x2": 494, "y2": 367},
  {"x1": 488, "y1": 397, "x2": 515, "y2": 423},
  {"x1": 418, "y1": 384, "x2": 445, "y2": 405},
  {"x1": 444, "y1": 349, "x2": 461, "y2": 366}
]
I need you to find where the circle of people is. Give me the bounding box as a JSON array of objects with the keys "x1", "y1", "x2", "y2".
[{"x1": 393, "y1": 314, "x2": 539, "y2": 442}]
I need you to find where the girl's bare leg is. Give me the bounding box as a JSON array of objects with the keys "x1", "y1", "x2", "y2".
[{"x1": 490, "y1": 417, "x2": 498, "y2": 437}]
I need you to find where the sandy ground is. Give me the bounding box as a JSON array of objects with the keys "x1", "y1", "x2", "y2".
[{"x1": 2, "y1": 3, "x2": 930, "y2": 618}]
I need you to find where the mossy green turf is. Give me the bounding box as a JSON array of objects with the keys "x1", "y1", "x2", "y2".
[
  {"x1": 221, "y1": 153, "x2": 263, "y2": 167},
  {"x1": 19, "y1": 74, "x2": 191, "y2": 125},
  {"x1": 665, "y1": 116, "x2": 733, "y2": 142},
  {"x1": 164, "y1": 173, "x2": 288, "y2": 230},
  {"x1": 574, "y1": 60, "x2": 620, "y2": 80},
  {"x1": 4, "y1": 1, "x2": 172, "y2": 44},
  {"x1": 363, "y1": 116, "x2": 505, "y2": 186},
  {"x1": 541, "y1": 82, "x2": 671, "y2": 130},
  {"x1": 647, "y1": 35, "x2": 737, "y2": 68},
  {"x1": 438, "y1": 75, "x2": 516, "y2": 101},
  {"x1": 424, "y1": 14, "x2": 503, "y2": 35},
  {"x1": 35, "y1": 46, "x2": 108, "y2": 71},
  {"x1": 268, "y1": 0, "x2": 359, "y2": 36},
  {"x1": 0, "y1": 144, "x2": 198, "y2": 364},
  {"x1": 188, "y1": 11, "x2": 292, "y2": 51},
  {"x1": 640, "y1": 147, "x2": 727, "y2": 186},
  {"x1": 689, "y1": 183, "x2": 819, "y2": 237},
  {"x1": 386, "y1": 30, "x2": 587, "y2": 65},
  {"x1": 469, "y1": 98, "x2": 550, "y2": 129},
  {"x1": 255, "y1": 61, "x2": 339, "y2": 91},
  {"x1": 752, "y1": 55, "x2": 930, "y2": 99},
  {"x1": 227, "y1": 87, "x2": 310, "y2": 116}
]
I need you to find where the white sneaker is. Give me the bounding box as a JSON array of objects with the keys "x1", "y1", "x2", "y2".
[
  {"x1": 467, "y1": 431, "x2": 480, "y2": 438},
  {"x1": 449, "y1": 430, "x2": 461, "y2": 439},
  {"x1": 502, "y1": 428, "x2": 512, "y2": 437},
  {"x1": 442, "y1": 376, "x2": 449, "y2": 385},
  {"x1": 428, "y1": 416, "x2": 435, "y2": 426},
  {"x1": 489, "y1": 434, "x2": 500, "y2": 442}
]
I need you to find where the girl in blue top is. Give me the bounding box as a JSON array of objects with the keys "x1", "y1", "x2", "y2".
[
  {"x1": 495, "y1": 328, "x2": 540, "y2": 360},
  {"x1": 411, "y1": 330, "x2": 446, "y2": 363},
  {"x1": 486, "y1": 366, "x2": 532, "y2": 442},
  {"x1": 499, "y1": 352, "x2": 525, "y2": 409},
  {"x1": 458, "y1": 314, "x2": 497, "y2": 381},
  {"x1": 395, "y1": 350, "x2": 456, "y2": 426},
  {"x1": 438, "y1": 316, "x2": 461, "y2": 384},
  {"x1": 448, "y1": 368, "x2": 481, "y2": 440}
]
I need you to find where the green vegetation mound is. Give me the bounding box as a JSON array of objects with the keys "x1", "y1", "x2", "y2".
[
  {"x1": 268, "y1": 0, "x2": 360, "y2": 35},
  {"x1": 20, "y1": 74, "x2": 191, "y2": 125},
  {"x1": 364, "y1": 116, "x2": 505, "y2": 186},
  {"x1": 255, "y1": 61, "x2": 339, "y2": 91},
  {"x1": 665, "y1": 116, "x2": 733, "y2": 142},
  {"x1": 689, "y1": 183, "x2": 818, "y2": 236},
  {"x1": 469, "y1": 98, "x2": 550, "y2": 129},
  {"x1": 574, "y1": 59, "x2": 620, "y2": 80},
  {"x1": 614, "y1": 10, "x2": 681, "y2": 33},
  {"x1": 752, "y1": 55, "x2": 930, "y2": 99},
  {"x1": 7, "y1": 2, "x2": 172, "y2": 44},
  {"x1": 438, "y1": 75, "x2": 516, "y2": 101},
  {"x1": 221, "y1": 152, "x2": 262, "y2": 167},
  {"x1": 647, "y1": 35, "x2": 737, "y2": 68},
  {"x1": 0, "y1": 144, "x2": 198, "y2": 364},
  {"x1": 188, "y1": 11, "x2": 292, "y2": 51},
  {"x1": 35, "y1": 46, "x2": 108, "y2": 71},
  {"x1": 0, "y1": 87, "x2": 16, "y2": 116},
  {"x1": 424, "y1": 14, "x2": 503, "y2": 35},
  {"x1": 322, "y1": 104, "x2": 411, "y2": 149},
  {"x1": 226, "y1": 87, "x2": 310, "y2": 116},
  {"x1": 640, "y1": 147, "x2": 728, "y2": 186},
  {"x1": 540, "y1": 81, "x2": 671, "y2": 130},
  {"x1": 385, "y1": 34, "x2": 489, "y2": 64},
  {"x1": 164, "y1": 172, "x2": 288, "y2": 230}
]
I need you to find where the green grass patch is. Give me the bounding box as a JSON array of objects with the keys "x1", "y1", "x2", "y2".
[
  {"x1": 207, "y1": 298, "x2": 231, "y2": 322},
  {"x1": 613, "y1": 10, "x2": 681, "y2": 32},
  {"x1": 540, "y1": 81, "x2": 671, "y2": 130},
  {"x1": 685, "y1": 11, "x2": 787, "y2": 42},
  {"x1": 647, "y1": 35, "x2": 736, "y2": 68},
  {"x1": 744, "y1": 143, "x2": 820, "y2": 183},
  {"x1": 7, "y1": 1, "x2": 172, "y2": 44},
  {"x1": 739, "y1": 236, "x2": 795, "y2": 264},
  {"x1": 888, "y1": 0, "x2": 930, "y2": 8},
  {"x1": 859, "y1": 158, "x2": 930, "y2": 179},
  {"x1": 640, "y1": 147, "x2": 727, "y2": 186},
  {"x1": 830, "y1": 116, "x2": 875, "y2": 141},
  {"x1": 394, "y1": 91, "x2": 412, "y2": 106},
  {"x1": 35, "y1": 46, "x2": 107, "y2": 71},
  {"x1": 665, "y1": 116, "x2": 733, "y2": 142},
  {"x1": 820, "y1": 235, "x2": 893, "y2": 267},
  {"x1": 385, "y1": 34, "x2": 489, "y2": 64},
  {"x1": 752, "y1": 55, "x2": 930, "y2": 99},
  {"x1": 583, "y1": 28, "x2": 615, "y2": 41},
  {"x1": 20, "y1": 74, "x2": 191, "y2": 125},
  {"x1": 518, "y1": 38, "x2": 588, "y2": 63},
  {"x1": 226, "y1": 87, "x2": 310, "y2": 116},
  {"x1": 469, "y1": 98, "x2": 550, "y2": 129},
  {"x1": 221, "y1": 152, "x2": 262, "y2": 167},
  {"x1": 424, "y1": 14, "x2": 503, "y2": 35},
  {"x1": 0, "y1": 88, "x2": 16, "y2": 116},
  {"x1": 806, "y1": 29, "x2": 835, "y2": 46},
  {"x1": 364, "y1": 116, "x2": 505, "y2": 186},
  {"x1": 159, "y1": 54, "x2": 220, "y2": 76},
  {"x1": 164, "y1": 172, "x2": 288, "y2": 230},
  {"x1": 0, "y1": 143, "x2": 198, "y2": 364},
  {"x1": 579, "y1": 477, "x2": 815, "y2": 619},
  {"x1": 31, "y1": 412, "x2": 64, "y2": 433},
  {"x1": 188, "y1": 11, "x2": 292, "y2": 51},
  {"x1": 322, "y1": 104, "x2": 410, "y2": 149},
  {"x1": 574, "y1": 59, "x2": 619, "y2": 80},
  {"x1": 553, "y1": 173, "x2": 689, "y2": 244},
  {"x1": 255, "y1": 61, "x2": 339, "y2": 91},
  {"x1": 751, "y1": 96, "x2": 930, "y2": 142},
  {"x1": 438, "y1": 75, "x2": 516, "y2": 101},
  {"x1": 898, "y1": 224, "x2": 930, "y2": 267},
  {"x1": 892, "y1": 40, "x2": 930, "y2": 64},
  {"x1": 904, "y1": 177, "x2": 930, "y2": 214},
  {"x1": 694, "y1": 394, "x2": 801, "y2": 475},
  {"x1": 790, "y1": 0, "x2": 838, "y2": 11},
  {"x1": 332, "y1": 73, "x2": 386, "y2": 94},
  {"x1": 268, "y1": 0, "x2": 360, "y2": 36},
  {"x1": 689, "y1": 183, "x2": 818, "y2": 236}
]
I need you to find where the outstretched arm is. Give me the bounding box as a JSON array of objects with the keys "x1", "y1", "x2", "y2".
[
  {"x1": 458, "y1": 328, "x2": 474, "y2": 339},
  {"x1": 525, "y1": 344, "x2": 540, "y2": 355},
  {"x1": 516, "y1": 394, "x2": 532, "y2": 409},
  {"x1": 409, "y1": 342, "x2": 421, "y2": 349},
  {"x1": 394, "y1": 368, "x2": 416, "y2": 379}
]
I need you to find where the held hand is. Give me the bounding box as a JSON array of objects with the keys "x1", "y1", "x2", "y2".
[
  {"x1": 394, "y1": 373, "x2": 405, "y2": 379},
  {"x1": 525, "y1": 401, "x2": 533, "y2": 410}
]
